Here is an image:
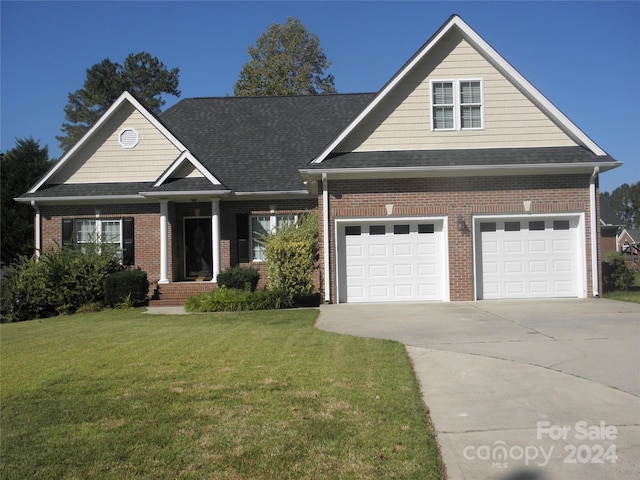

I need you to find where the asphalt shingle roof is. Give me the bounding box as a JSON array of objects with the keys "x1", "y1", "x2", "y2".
[{"x1": 159, "y1": 94, "x2": 376, "y2": 192}]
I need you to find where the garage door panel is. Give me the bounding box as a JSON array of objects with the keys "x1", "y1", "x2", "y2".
[
  {"x1": 341, "y1": 219, "x2": 445, "y2": 303},
  {"x1": 477, "y1": 216, "x2": 581, "y2": 299}
]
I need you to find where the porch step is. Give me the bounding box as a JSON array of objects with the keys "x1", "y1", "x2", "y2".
[{"x1": 149, "y1": 282, "x2": 218, "y2": 306}]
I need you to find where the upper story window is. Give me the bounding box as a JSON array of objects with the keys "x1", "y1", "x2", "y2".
[{"x1": 431, "y1": 79, "x2": 483, "y2": 131}]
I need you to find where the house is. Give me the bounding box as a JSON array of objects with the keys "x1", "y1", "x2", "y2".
[
  {"x1": 619, "y1": 227, "x2": 639, "y2": 255},
  {"x1": 17, "y1": 15, "x2": 622, "y2": 304},
  {"x1": 600, "y1": 197, "x2": 625, "y2": 255}
]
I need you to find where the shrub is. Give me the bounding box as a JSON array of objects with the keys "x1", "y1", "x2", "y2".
[
  {"x1": 0, "y1": 242, "x2": 122, "y2": 322},
  {"x1": 185, "y1": 287, "x2": 290, "y2": 312},
  {"x1": 216, "y1": 266, "x2": 260, "y2": 291},
  {"x1": 263, "y1": 211, "x2": 318, "y2": 303},
  {"x1": 602, "y1": 252, "x2": 635, "y2": 292},
  {"x1": 104, "y1": 269, "x2": 149, "y2": 307}
]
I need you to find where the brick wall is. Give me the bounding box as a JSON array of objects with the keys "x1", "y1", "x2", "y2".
[{"x1": 318, "y1": 174, "x2": 596, "y2": 302}]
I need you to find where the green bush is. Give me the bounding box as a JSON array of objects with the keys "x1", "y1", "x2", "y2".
[
  {"x1": 602, "y1": 252, "x2": 635, "y2": 292},
  {"x1": 216, "y1": 266, "x2": 260, "y2": 291},
  {"x1": 104, "y1": 269, "x2": 149, "y2": 307},
  {"x1": 263, "y1": 211, "x2": 319, "y2": 304},
  {"x1": 0, "y1": 242, "x2": 122, "y2": 322},
  {"x1": 185, "y1": 287, "x2": 290, "y2": 312}
]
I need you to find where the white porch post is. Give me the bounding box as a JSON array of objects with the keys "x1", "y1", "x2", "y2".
[
  {"x1": 159, "y1": 200, "x2": 169, "y2": 284},
  {"x1": 211, "y1": 198, "x2": 221, "y2": 282},
  {"x1": 32, "y1": 202, "x2": 41, "y2": 259},
  {"x1": 322, "y1": 173, "x2": 330, "y2": 303}
]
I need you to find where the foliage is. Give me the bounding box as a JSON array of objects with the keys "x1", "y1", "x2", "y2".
[
  {"x1": 0, "y1": 309, "x2": 444, "y2": 479},
  {"x1": 1, "y1": 138, "x2": 53, "y2": 265},
  {"x1": 103, "y1": 269, "x2": 149, "y2": 307},
  {"x1": 216, "y1": 265, "x2": 260, "y2": 291},
  {"x1": 185, "y1": 286, "x2": 289, "y2": 312},
  {"x1": 602, "y1": 181, "x2": 639, "y2": 228},
  {"x1": 263, "y1": 211, "x2": 319, "y2": 304},
  {"x1": 602, "y1": 252, "x2": 635, "y2": 292},
  {"x1": 57, "y1": 52, "x2": 180, "y2": 151},
  {"x1": 0, "y1": 243, "x2": 122, "y2": 322},
  {"x1": 234, "y1": 17, "x2": 337, "y2": 96}
]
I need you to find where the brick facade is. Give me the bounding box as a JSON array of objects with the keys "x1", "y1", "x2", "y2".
[{"x1": 318, "y1": 174, "x2": 597, "y2": 302}]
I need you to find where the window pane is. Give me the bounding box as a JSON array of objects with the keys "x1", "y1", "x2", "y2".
[
  {"x1": 433, "y1": 82, "x2": 453, "y2": 104},
  {"x1": 434, "y1": 106, "x2": 454, "y2": 129},
  {"x1": 529, "y1": 221, "x2": 545, "y2": 231},
  {"x1": 480, "y1": 222, "x2": 496, "y2": 232},
  {"x1": 345, "y1": 226, "x2": 361, "y2": 236},
  {"x1": 276, "y1": 215, "x2": 295, "y2": 229},
  {"x1": 394, "y1": 224, "x2": 410, "y2": 235},
  {"x1": 505, "y1": 222, "x2": 521, "y2": 232},
  {"x1": 369, "y1": 225, "x2": 385, "y2": 235},
  {"x1": 460, "y1": 81, "x2": 481, "y2": 104},
  {"x1": 461, "y1": 106, "x2": 481, "y2": 128},
  {"x1": 251, "y1": 216, "x2": 269, "y2": 261},
  {"x1": 76, "y1": 220, "x2": 96, "y2": 243},
  {"x1": 101, "y1": 221, "x2": 121, "y2": 243},
  {"x1": 418, "y1": 224, "x2": 435, "y2": 234},
  {"x1": 553, "y1": 220, "x2": 570, "y2": 230}
]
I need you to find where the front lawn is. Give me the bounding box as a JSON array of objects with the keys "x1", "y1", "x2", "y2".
[{"x1": 0, "y1": 309, "x2": 444, "y2": 480}]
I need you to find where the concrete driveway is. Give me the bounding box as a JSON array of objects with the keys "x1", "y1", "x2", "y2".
[{"x1": 316, "y1": 298, "x2": 640, "y2": 480}]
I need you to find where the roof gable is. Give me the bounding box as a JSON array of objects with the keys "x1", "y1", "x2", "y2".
[
  {"x1": 29, "y1": 92, "x2": 209, "y2": 192},
  {"x1": 312, "y1": 15, "x2": 607, "y2": 164}
]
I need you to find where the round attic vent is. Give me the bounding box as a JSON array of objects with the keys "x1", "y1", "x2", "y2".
[{"x1": 119, "y1": 128, "x2": 139, "y2": 149}]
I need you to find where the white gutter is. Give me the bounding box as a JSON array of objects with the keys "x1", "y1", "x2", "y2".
[
  {"x1": 32, "y1": 201, "x2": 41, "y2": 259},
  {"x1": 590, "y1": 166, "x2": 600, "y2": 297},
  {"x1": 139, "y1": 190, "x2": 231, "y2": 198},
  {"x1": 322, "y1": 173, "x2": 330, "y2": 303},
  {"x1": 233, "y1": 190, "x2": 310, "y2": 196},
  {"x1": 15, "y1": 194, "x2": 144, "y2": 203}
]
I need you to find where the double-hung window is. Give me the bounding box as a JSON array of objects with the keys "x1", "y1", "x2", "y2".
[
  {"x1": 431, "y1": 79, "x2": 483, "y2": 131},
  {"x1": 250, "y1": 214, "x2": 297, "y2": 261},
  {"x1": 63, "y1": 217, "x2": 134, "y2": 265}
]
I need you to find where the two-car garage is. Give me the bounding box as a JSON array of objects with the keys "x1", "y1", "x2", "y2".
[{"x1": 335, "y1": 215, "x2": 585, "y2": 303}]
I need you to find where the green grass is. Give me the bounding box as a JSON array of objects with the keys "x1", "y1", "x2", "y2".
[
  {"x1": 603, "y1": 271, "x2": 640, "y2": 304},
  {"x1": 0, "y1": 309, "x2": 444, "y2": 480}
]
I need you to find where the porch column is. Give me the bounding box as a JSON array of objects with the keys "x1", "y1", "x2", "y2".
[
  {"x1": 159, "y1": 200, "x2": 169, "y2": 284},
  {"x1": 211, "y1": 198, "x2": 221, "y2": 282},
  {"x1": 32, "y1": 201, "x2": 41, "y2": 259}
]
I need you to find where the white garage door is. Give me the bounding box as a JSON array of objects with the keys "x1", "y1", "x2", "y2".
[
  {"x1": 338, "y1": 220, "x2": 446, "y2": 303},
  {"x1": 475, "y1": 216, "x2": 583, "y2": 299}
]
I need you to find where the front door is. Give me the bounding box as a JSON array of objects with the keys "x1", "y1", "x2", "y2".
[{"x1": 184, "y1": 217, "x2": 213, "y2": 279}]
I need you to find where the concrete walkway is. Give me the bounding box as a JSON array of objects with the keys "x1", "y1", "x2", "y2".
[{"x1": 316, "y1": 299, "x2": 640, "y2": 480}]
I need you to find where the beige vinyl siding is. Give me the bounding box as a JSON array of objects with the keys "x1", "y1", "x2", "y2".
[
  {"x1": 51, "y1": 103, "x2": 182, "y2": 184},
  {"x1": 338, "y1": 30, "x2": 577, "y2": 152},
  {"x1": 174, "y1": 162, "x2": 205, "y2": 178}
]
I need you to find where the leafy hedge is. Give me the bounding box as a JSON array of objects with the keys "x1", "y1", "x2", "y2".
[
  {"x1": 602, "y1": 252, "x2": 635, "y2": 292},
  {"x1": 104, "y1": 269, "x2": 149, "y2": 307},
  {"x1": 185, "y1": 287, "x2": 289, "y2": 312},
  {"x1": 216, "y1": 266, "x2": 260, "y2": 291},
  {"x1": 1, "y1": 243, "x2": 122, "y2": 322},
  {"x1": 263, "y1": 211, "x2": 318, "y2": 303}
]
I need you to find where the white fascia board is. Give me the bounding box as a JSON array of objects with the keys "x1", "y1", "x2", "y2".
[
  {"x1": 30, "y1": 91, "x2": 190, "y2": 193},
  {"x1": 15, "y1": 194, "x2": 146, "y2": 204},
  {"x1": 154, "y1": 151, "x2": 222, "y2": 187},
  {"x1": 300, "y1": 161, "x2": 622, "y2": 180},
  {"x1": 233, "y1": 190, "x2": 310, "y2": 196},
  {"x1": 311, "y1": 15, "x2": 607, "y2": 165}
]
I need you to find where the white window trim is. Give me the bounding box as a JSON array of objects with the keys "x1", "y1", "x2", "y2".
[
  {"x1": 430, "y1": 79, "x2": 484, "y2": 131},
  {"x1": 250, "y1": 213, "x2": 299, "y2": 262}
]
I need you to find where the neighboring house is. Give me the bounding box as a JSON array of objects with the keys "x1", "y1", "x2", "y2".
[
  {"x1": 619, "y1": 228, "x2": 640, "y2": 255},
  {"x1": 17, "y1": 15, "x2": 622, "y2": 304},
  {"x1": 600, "y1": 197, "x2": 625, "y2": 255}
]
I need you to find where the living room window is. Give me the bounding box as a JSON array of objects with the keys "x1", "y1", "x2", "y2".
[
  {"x1": 432, "y1": 79, "x2": 483, "y2": 130},
  {"x1": 250, "y1": 214, "x2": 297, "y2": 261},
  {"x1": 62, "y1": 217, "x2": 134, "y2": 265}
]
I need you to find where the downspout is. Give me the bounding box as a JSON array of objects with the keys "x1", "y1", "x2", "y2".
[
  {"x1": 590, "y1": 166, "x2": 600, "y2": 297},
  {"x1": 31, "y1": 201, "x2": 41, "y2": 259},
  {"x1": 322, "y1": 173, "x2": 331, "y2": 303}
]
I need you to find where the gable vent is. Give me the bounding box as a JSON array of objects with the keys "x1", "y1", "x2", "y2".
[{"x1": 119, "y1": 128, "x2": 139, "y2": 149}]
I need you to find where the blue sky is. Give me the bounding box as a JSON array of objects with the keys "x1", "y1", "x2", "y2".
[{"x1": 1, "y1": 1, "x2": 638, "y2": 193}]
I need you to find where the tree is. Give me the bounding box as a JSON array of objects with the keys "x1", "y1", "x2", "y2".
[
  {"x1": 1, "y1": 138, "x2": 53, "y2": 264},
  {"x1": 234, "y1": 17, "x2": 337, "y2": 96},
  {"x1": 57, "y1": 52, "x2": 180, "y2": 151},
  {"x1": 602, "y1": 182, "x2": 640, "y2": 228}
]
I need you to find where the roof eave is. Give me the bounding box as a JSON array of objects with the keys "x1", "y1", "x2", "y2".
[{"x1": 300, "y1": 161, "x2": 623, "y2": 180}]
